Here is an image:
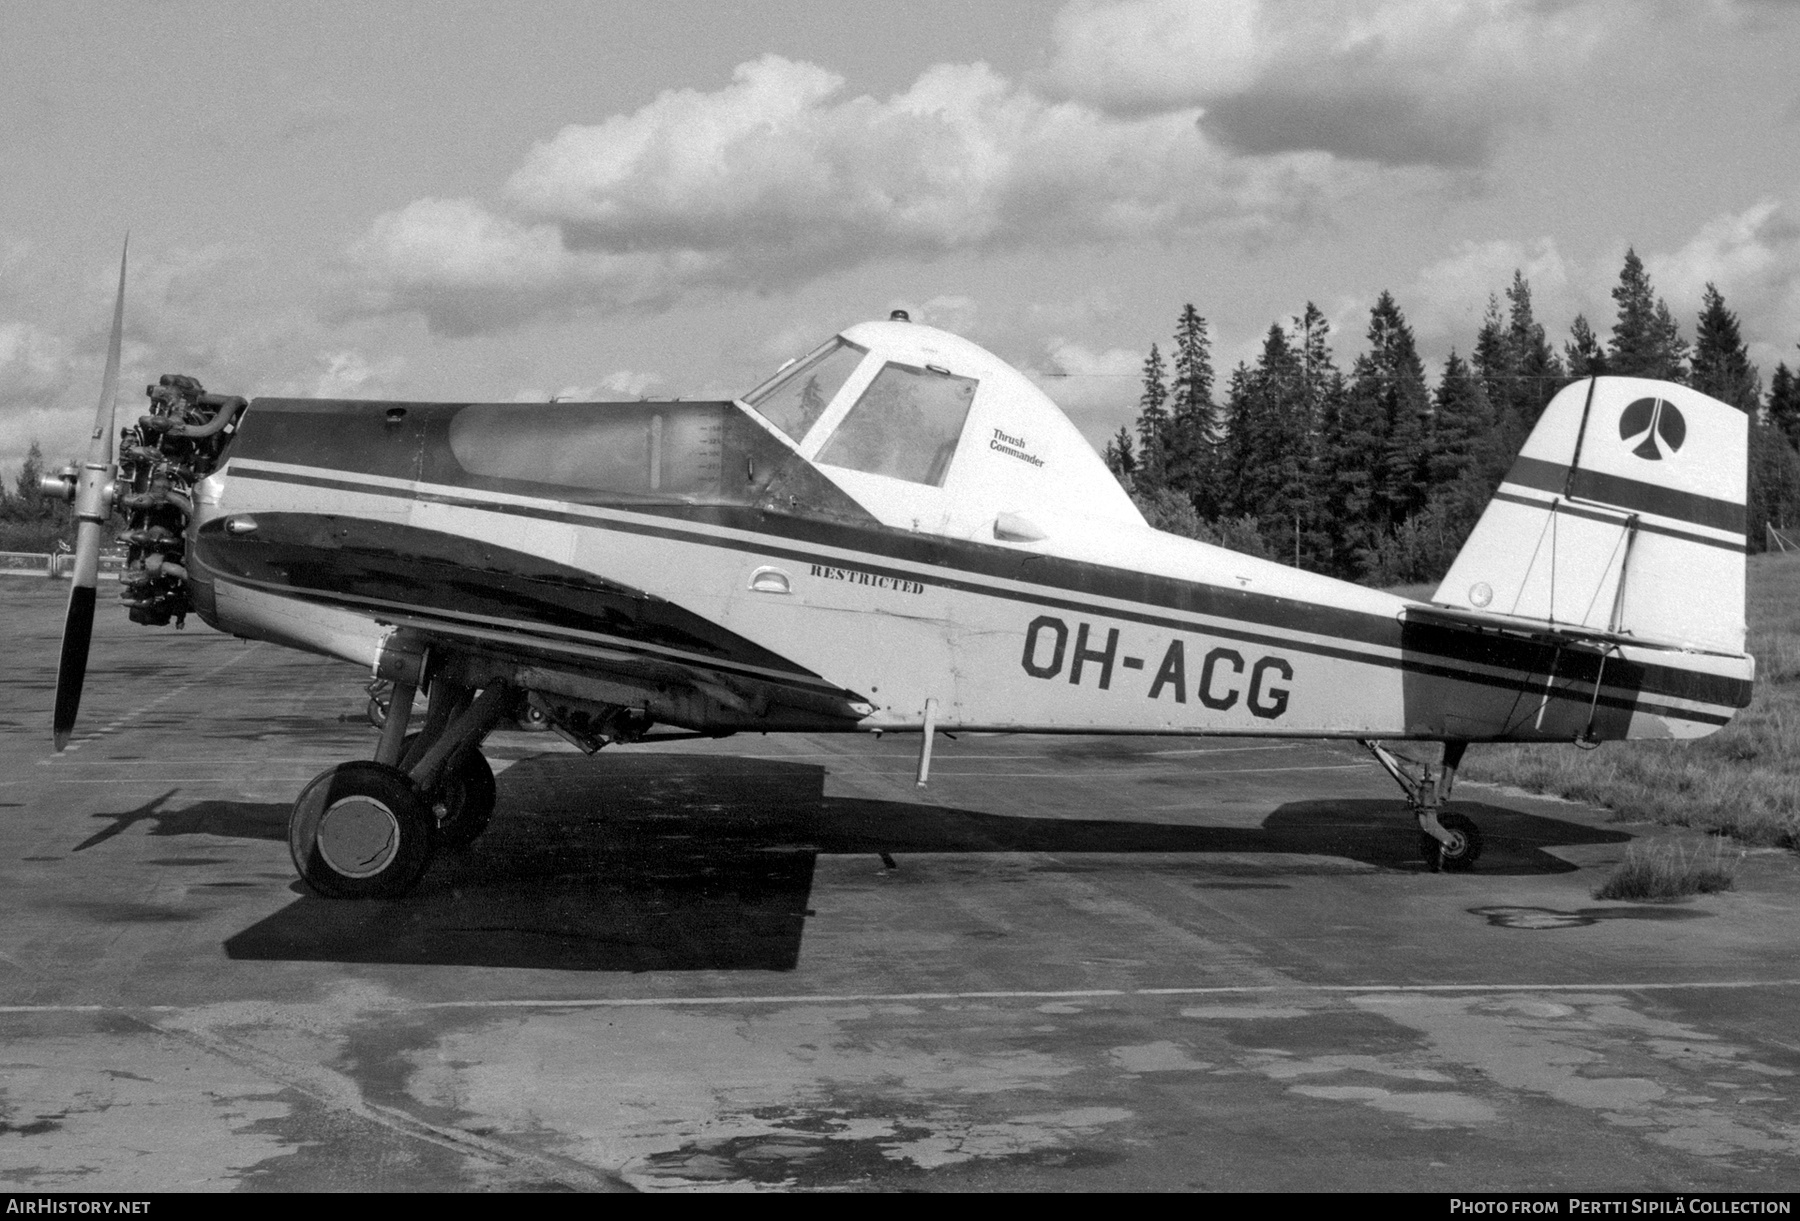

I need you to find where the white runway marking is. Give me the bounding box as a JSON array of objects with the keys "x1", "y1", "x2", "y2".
[
  {"x1": 31, "y1": 759, "x2": 343, "y2": 767},
  {"x1": 1145, "y1": 744, "x2": 1315, "y2": 756},
  {"x1": 832, "y1": 764, "x2": 1371, "y2": 778},
  {"x1": 24, "y1": 777, "x2": 317, "y2": 785},
  {"x1": 628, "y1": 743, "x2": 1317, "y2": 760},
  {"x1": 40, "y1": 644, "x2": 265, "y2": 757},
  {"x1": 5, "y1": 978, "x2": 1797, "y2": 1016}
]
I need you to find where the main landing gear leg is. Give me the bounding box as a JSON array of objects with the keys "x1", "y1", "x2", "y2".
[
  {"x1": 1358, "y1": 739, "x2": 1482, "y2": 872},
  {"x1": 289, "y1": 680, "x2": 510, "y2": 898}
]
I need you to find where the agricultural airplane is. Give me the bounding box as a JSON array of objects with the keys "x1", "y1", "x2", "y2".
[{"x1": 45, "y1": 247, "x2": 1753, "y2": 897}]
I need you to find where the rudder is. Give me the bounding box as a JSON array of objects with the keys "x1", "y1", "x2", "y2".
[{"x1": 1432, "y1": 376, "x2": 1747, "y2": 653}]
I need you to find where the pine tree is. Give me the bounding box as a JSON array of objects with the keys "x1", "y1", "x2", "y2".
[
  {"x1": 1565, "y1": 314, "x2": 1608, "y2": 378},
  {"x1": 1759, "y1": 338, "x2": 1800, "y2": 545},
  {"x1": 1134, "y1": 343, "x2": 1170, "y2": 486},
  {"x1": 8, "y1": 442, "x2": 51, "y2": 522},
  {"x1": 1164, "y1": 305, "x2": 1218, "y2": 513},
  {"x1": 1748, "y1": 426, "x2": 1800, "y2": 553},
  {"x1": 1289, "y1": 303, "x2": 1338, "y2": 567},
  {"x1": 1682, "y1": 283, "x2": 1785, "y2": 550},
  {"x1": 1417, "y1": 350, "x2": 1501, "y2": 577},
  {"x1": 1308, "y1": 368, "x2": 1352, "y2": 573},
  {"x1": 1472, "y1": 294, "x2": 1528, "y2": 472},
  {"x1": 1472, "y1": 295, "x2": 1514, "y2": 406},
  {"x1": 1689, "y1": 283, "x2": 1761, "y2": 412},
  {"x1": 1358, "y1": 291, "x2": 1432, "y2": 528},
  {"x1": 1103, "y1": 427, "x2": 1137, "y2": 484},
  {"x1": 1292, "y1": 303, "x2": 1337, "y2": 417},
  {"x1": 1506, "y1": 271, "x2": 1564, "y2": 425},
  {"x1": 1233, "y1": 324, "x2": 1305, "y2": 527},
  {"x1": 1216, "y1": 362, "x2": 1255, "y2": 519},
  {"x1": 1259, "y1": 320, "x2": 1318, "y2": 567},
  {"x1": 1769, "y1": 362, "x2": 1800, "y2": 448},
  {"x1": 1320, "y1": 364, "x2": 1385, "y2": 577},
  {"x1": 1428, "y1": 351, "x2": 1489, "y2": 489},
  {"x1": 1608, "y1": 248, "x2": 1688, "y2": 380}
]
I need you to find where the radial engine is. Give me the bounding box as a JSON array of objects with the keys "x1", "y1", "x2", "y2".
[{"x1": 110, "y1": 375, "x2": 244, "y2": 626}]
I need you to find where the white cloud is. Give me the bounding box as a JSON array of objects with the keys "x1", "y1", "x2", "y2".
[
  {"x1": 311, "y1": 350, "x2": 406, "y2": 399},
  {"x1": 913, "y1": 295, "x2": 981, "y2": 335},
  {"x1": 574, "y1": 369, "x2": 665, "y2": 399},
  {"x1": 507, "y1": 370, "x2": 668, "y2": 402},
  {"x1": 1040, "y1": 338, "x2": 1143, "y2": 379},
  {"x1": 0, "y1": 241, "x2": 401, "y2": 479},
  {"x1": 346, "y1": 54, "x2": 1349, "y2": 335},
  {"x1": 0, "y1": 321, "x2": 78, "y2": 475},
  {"x1": 1408, "y1": 237, "x2": 1575, "y2": 344},
  {"x1": 0, "y1": 322, "x2": 72, "y2": 406},
  {"x1": 1045, "y1": 0, "x2": 1612, "y2": 166},
  {"x1": 1025, "y1": 338, "x2": 1147, "y2": 450},
  {"x1": 1397, "y1": 199, "x2": 1800, "y2": 374},
  {"x1": 1646, "y1": 198, "x2": 1800, "y2": 370}
]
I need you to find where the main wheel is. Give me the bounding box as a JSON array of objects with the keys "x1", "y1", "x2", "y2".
[
  {"x1": 432, "y1": 749, "x2": 496, "y2": 849},
  {"x1": 399, "y1": 733, "x2": 496, "y2": 849},
  {"x1": 1420, "y1": 811, "x2": 1483, "y2": 872},
  {"x1": 290, "y1": 761, "x2": 436, "y2": 898}
]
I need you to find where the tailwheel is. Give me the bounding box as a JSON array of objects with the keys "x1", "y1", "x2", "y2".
[
  {"x1": 1362, "y1": 739, "x2": 1483, "y2": 874},
  {"x1": 1421, "y1": 811, "x2": 1483, "y2": 873},
  {"x1": 289, "y1": 761, "x2": 436, "y2": 898}
]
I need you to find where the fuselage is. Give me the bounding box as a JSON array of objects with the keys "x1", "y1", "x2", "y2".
[{"x1": 182, "y1": 371, "x2": 1752, "y2": 745}]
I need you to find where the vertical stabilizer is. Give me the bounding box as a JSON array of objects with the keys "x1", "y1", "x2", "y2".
[{"x1": 1432, "y1": 377, "x2": 1746, "y2": 653}]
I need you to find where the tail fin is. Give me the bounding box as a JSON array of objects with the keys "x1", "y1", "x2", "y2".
[{"x1": 1433, "y1": 376, "x2": 1747, "y2": 653}]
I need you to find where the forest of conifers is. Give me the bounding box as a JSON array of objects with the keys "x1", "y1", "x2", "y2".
[
  {"x1": 5, "y1": 246, "x2": 1799, "y2": 579},
  {"x1": 1103, "y1": 248, "x2": 1800, "y2": 585}
]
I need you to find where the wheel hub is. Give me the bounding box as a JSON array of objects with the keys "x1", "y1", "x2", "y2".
[{"x1": 316, "y1": 797, "x2": 401, "y2": 877}]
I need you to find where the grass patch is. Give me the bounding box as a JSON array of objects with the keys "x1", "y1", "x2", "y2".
[
  {"x1": 1593, "y1": 839, "x2": 1741, "y2": 901},
  {"x1": 1460, "y1": 552, "x2": 1800, "y2": 849}
]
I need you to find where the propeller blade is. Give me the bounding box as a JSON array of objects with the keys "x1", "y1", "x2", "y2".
[
  {"x1": 53, "y1": 238, "x2": 129, "y2": 752},
  {"x1": 51, "y1": 526, "x2": 102, "y2": 751},
  {"x1": 91, "y1": 234, "x2": 127, "y2": 466}
]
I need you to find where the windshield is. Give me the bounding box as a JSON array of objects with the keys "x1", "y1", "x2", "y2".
[
  {"x1": 743, "y1": 338, "x2": 867, "y2": 444},
  {"x1": 815, "y1": 361, "x2": 977, "y2": 487}
]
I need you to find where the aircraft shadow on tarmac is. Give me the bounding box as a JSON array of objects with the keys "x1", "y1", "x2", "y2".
[{"x1": 79, "y1": 754, "x2": 1630, "y2": 973}]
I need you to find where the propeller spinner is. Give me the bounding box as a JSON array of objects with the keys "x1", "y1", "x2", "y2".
[{"x1": 52, "y1": 239, "x2": 128, "y2": 751}]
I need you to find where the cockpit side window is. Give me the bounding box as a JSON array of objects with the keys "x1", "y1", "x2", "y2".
[
  {"x1": 815, "y1": 362, "x2": 977, "y2": 487},
  {"x1": 744, "y1": 339, "x2": 867, "y2": 444}
]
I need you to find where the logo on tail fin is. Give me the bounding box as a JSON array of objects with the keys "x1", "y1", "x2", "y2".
[{"x1": 1619, "y1": 397, "x2": 1686, "y2": 460}]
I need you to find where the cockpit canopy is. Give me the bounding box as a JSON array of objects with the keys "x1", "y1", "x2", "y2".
[{"x1": 741, "y1": 319, "x2": 1142, "y2": 537}]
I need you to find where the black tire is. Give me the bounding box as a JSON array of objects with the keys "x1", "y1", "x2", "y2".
[
  {"x1": 433, "y1": 749, "x2": 496, "y2": 849},
  {"x1": 290, "y1": 761, "x2": 436, "y2": 898},
  {"x1": 399, "y1": 732, "x2": 496, "y2": 849},
  {"x1": 1420, "y1": 811, "x2": 1483, "y2": 872}
]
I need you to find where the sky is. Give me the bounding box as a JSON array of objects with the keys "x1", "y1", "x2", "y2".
[{"x1": 2, "y1": 0, "x2": 1798, "y2": 480}]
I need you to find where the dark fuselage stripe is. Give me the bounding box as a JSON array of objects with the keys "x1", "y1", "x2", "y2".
[
  {"x1": 211, "y1": 566, "x2": 847, "y2": 694},
  {"x1": 1505, "y1": 455, "x2": 1746, "y2": 535},
  {"x1": 1489, "y1": 490, "x2": 1747, "y2": 553},
  {"x1": 230, "y1": 466, "x2": 1744, "y2": 722}
]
